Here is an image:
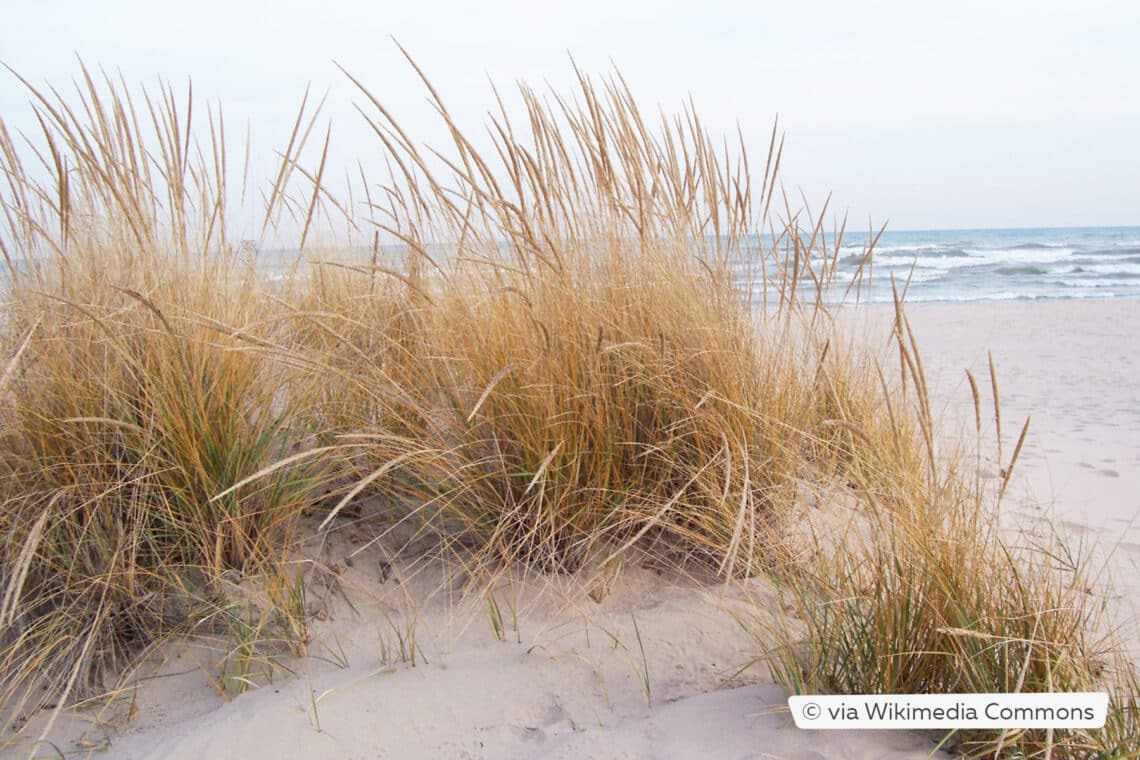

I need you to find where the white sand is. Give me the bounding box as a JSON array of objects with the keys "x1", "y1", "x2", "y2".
[
  {"x1": 9, "y1": 556, "x2": 944, "y2": 759},
  {"x1": 8, "y1": 299, "x2": 1137, "y2": 759}
]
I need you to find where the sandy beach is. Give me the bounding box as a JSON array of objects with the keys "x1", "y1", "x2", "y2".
[{"x1": 7, "y1": 297, "x2": 1134, "y2": 760}]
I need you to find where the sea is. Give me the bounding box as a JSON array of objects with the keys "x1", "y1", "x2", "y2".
[
  {"x1": 4, "y1": 226, "x2": 1139, "y2": 305},
  {"x1": 803, "y1": 225, "x2": 1140, "y2": 304}
]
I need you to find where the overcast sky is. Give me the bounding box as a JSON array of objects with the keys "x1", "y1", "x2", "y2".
[{"x1": 2, "y1": 0, "x2": 1138, "y2": 231}]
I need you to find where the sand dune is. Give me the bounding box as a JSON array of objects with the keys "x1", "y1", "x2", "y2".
[{"x1": 8, "y1": 298, "x2": 1136, "y2": 760}]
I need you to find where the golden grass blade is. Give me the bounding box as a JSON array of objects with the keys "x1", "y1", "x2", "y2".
[
  {"x1": 466, "y1": 363, "x2": 522, "y2": 423},
  {"x1": 318, "y1": 451, "x2": 422, "y2": 532},
  {"x1": 989, "y1": 350, "x2": 1003, "y2": 465},
  {"x1": 965, "y1": 368, "x2": 982, "y2": 436},
  {"x1": 999, "y1": 416, "x2": 1031, "y2": 502},
  {"x1": 0, "y1": 496, "x2": 57, "y2": 628},
  {"x1": 0, "y1": 319, "x2": 38, "y2": 393},
  {"x1": 298, "y1": 124, "x2": 332, "y2": 251}
]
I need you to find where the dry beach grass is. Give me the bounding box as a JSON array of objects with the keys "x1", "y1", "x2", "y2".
[{"x1": 0, "y1": 56, "x2": 1137, "y2": 757}]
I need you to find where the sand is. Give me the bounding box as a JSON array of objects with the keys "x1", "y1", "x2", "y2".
[{"x1": 7, "y1": 298, "x2": 1137, "y2": 760}]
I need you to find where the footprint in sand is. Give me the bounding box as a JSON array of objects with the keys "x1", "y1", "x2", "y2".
[{"x1": 503, "y1": 693, "x2": 570, "y2": 743}]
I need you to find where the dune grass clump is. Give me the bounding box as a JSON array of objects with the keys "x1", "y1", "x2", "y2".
[
  {"x1": 759, "y1": 305, "x2": 1140, "y2": 758},
  {"x1": 0, "y1": 71, "x2": 325, "y2": 736},
  {"x1": 280, "y1": 62, "x2": 870, "y2": 580}
]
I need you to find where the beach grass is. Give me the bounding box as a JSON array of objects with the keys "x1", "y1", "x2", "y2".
[
  {"x1": 271, "y1": 60, "x2": 868, "y2": 584},
  {"x1": 754, "y1": 309, "x2": 1140, "y2": 756},
  {"x1": 1, "y1": 56, "x2": 1137, "y2": 758},
  {"x1": 0, "y1": 69, "x2": 328, "y2": 738}
]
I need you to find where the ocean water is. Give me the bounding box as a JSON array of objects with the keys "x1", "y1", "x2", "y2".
[
  {"x1": 5, "y1": 226, "x2": 1139, "y2": 305},
  {"x1": 801, "y1": 226, "x2": 1140, "y2": 304}
]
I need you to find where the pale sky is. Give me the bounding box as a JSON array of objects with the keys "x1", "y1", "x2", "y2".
[{"x1": 2, "y1": 0, "x2": 1138, "y2": 231}]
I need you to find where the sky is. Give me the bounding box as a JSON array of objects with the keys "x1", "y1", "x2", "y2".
[{"x1": 1, "y1": 0, "x2": 1138, "y2": 232}]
